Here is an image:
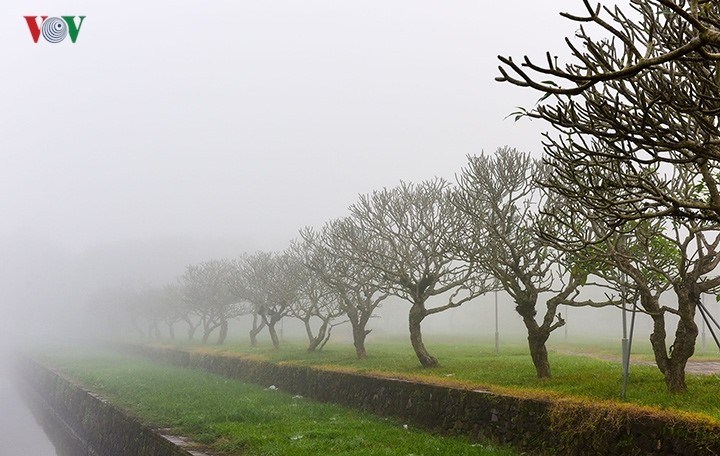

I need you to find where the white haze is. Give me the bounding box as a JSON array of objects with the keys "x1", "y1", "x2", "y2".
[{"x1": 0, "y1": 0, "x2": 689, "y2": 353}]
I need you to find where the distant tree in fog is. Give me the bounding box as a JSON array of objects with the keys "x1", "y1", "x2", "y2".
[
  {"x1": 345, "y1": 179, "x2": 495, "y2": 368},
  {"x1": 288, "y1": 240, "x2": 348, "y2": 352},
  {"x1": 140, "y1": 286, "x2": 164, "y2": 339},
  {"x1": 158, "y1": 283, "x2": 186, "y2": 340},
  {"x1": 92, "y1": 287, "x2": 148, "y2": 339},
  {"x1": 95, "y1": 284, "x2": 170, "y2": 340},
  {"x1": 237, "y1": 251, "x2": 299, "y2": 349},
  {"x1": 454, "y1": 147, "x2": 590, "y2": 378},
  {"x1": 299, "y1": 218, "x2": 389, "y2": 359},
  {"x1": 179, "y1": 259, "x2": 248, "y2": 345}
]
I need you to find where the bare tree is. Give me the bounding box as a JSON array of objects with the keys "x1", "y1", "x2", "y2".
[
  {"x1": 550, "y1": 203, "x2": 720, "y2": 393},
  {"x1": 345, "y1": 179, "x2": 495, "y2": 368},
  {"x1": 95, "y1": 286, "x2": 152, "y2": 339},
  {"x1": 300, "y1": 219, "x2": 389, "y2": 359},
  {"x1": 94, "y1": 283, "x2": 180, "y2": 341},
  {"x1": 288, "y1": 240, "x2": 348, "y2": 352},
  {"x1": 177, "y1": 285, "x2": 203, "y2": 342},
  {"x1": 158, "y1": 283, "x2": 185, "y2": 340},
  {"x1": 497, "y1": 1, "x2": 720, "y2": 225},
  {"x1": 495, "y1": 0, "x2": 720, "y2": 391},
  {"x1": 454, "y1": 147, "x2": 594, "y2": 378},
  {"x1": 238, "y1": 251, "x2": 299, "y2": 349},
  {"x1": 179, "y1": 259, "x2": 246, "y2": 345}
]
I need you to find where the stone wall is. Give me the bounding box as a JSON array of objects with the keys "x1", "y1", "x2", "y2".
[
  {"x1": 129, "y1": 344, "x2": 720, "y2": 456},
  {"x1": 16, "y1": 357, "x2": 197, "y2": 456}
]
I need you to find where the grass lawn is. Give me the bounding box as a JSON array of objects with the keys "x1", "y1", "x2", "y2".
[
  {"x1": 39, "y1": 348, "x2": 518, "y2": 456},
  {"x1": 165, "y1": 336, "x2": 720, "y2": 422}
]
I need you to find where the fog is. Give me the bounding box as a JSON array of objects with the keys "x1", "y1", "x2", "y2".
[
  {"x1": 0, "y1": 0, "x2": 582, "y2": 346},
  {"x1": 2, "y1": 0, "x2": 713, "y2": 374},
  {"x1": 0, "y1": 0, "x2": 700, "y2": 366},
  {"x1": 0, "y1": 1, "x2": 690, "y2": 452}
]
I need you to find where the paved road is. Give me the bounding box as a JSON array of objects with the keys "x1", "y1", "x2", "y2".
[
  {"x1": 685, "y1": 361, "x2": 720, "y2": 375},
  {"x1": 558, "y1": 350, "x2": 720, "y2": 375}
]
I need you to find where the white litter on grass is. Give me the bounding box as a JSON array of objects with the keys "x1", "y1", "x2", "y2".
[
  {"x1": 292, "y1": 394, "x2": 303, "y2": 399},
  {"x1": 290, "y1": 435, "x2": 304, "y2": 441},
  {"x1": 444, "y1": 373, "x2": 455, "y2": 377},
  {"x1": 402, "y1": 424, "x2": 409, "y2": 430},
  {"x1": 265, "y1": 385, "x2": 278, "y2": 391}
]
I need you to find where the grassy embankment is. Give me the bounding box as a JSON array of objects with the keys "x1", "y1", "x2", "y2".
[
  {"x1": 170, "y1": 337, "x2": 720, "y2": 421},
  {"x1": 39, "y1": 348, "x2": 518, "y2": 456}
]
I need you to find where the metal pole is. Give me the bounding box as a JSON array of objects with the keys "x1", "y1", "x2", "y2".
[
  {"x1": 702, "y1": 294, "x2": 707, "y2": 354},
  {"x1": 494, "y1": 291, "x2": 499, "y2": 354},
  {"x1": 622, "y1": 301, "x2": 637, "y2": 400},
  {"x1": 621, "y1": 274, "x2": 630, "y2": 400},
  {"x1": 697, "y1": 302, "x2": 720, "y2": 351}
]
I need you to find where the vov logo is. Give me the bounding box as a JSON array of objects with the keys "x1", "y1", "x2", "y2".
[{"x1": 24, "y1": 16, "x2": 86, "y2": 44}]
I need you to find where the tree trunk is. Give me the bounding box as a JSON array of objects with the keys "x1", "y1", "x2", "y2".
[
  {"x1": 201, "y1": 320, "x2": 213, "y2": 344},
  {"x1": 409, "y1": 303, "x2": 438, "y2": 368},
  {"x1": 351, "y1": 324, "x2": 370, "y2": 359},
  {"x1": 303, "y1": 318, "x2": 315, "y2": 347},
  {"x1": 167, "y1": 323, "x2": 175, "y2": 340},
  {"x1": 183, "y1": 316, "x2": 198, "y2": 341},
  {"x1": 307, "y1": 320, "x2": 329, "y2": 352},
  {"x1": 131, "y1": 318, "x2": 147, "y2": 338},
  {"x1": 249, "y1": 313, "x2": 265, "y2": 347},
  {"x1": 216, "y1": 319, "x2": 228, "y2": 345},
  {"x1": 647, "y1": 291, "x2": 698, "y2": 394},
  {"x1": 318, "y1": 323, "x2": 335, "y2": 351},
  {"x1": 249, "y1": 326, "x2": 262, "y2": 346},
  {"x1": 665, "y1": 362, "x2": 687, "y2": 393},
  {"x1": 267, "y1": 321, "x2": 280, "y2": 349},
  {"x1": 147, "y1": 322, "x2": 161, "y2": 340},
  {"x1": 515, "y1": 295, "x2": 552, "y2": 378},
  {"x1": 527, "y1": 329, "x2": 551, "y2": 379}
]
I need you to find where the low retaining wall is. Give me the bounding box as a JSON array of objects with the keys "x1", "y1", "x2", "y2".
[
  {"x1": 15, "y1": 357, "x2": 197, "y2": 456},
  {"x1": 128, "y1": 344, "x2": 720, "y2": 456}
]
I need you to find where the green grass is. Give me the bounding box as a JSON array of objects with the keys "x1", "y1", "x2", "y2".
[
  {"x1": 167, "y1": 337, "x2": 720, "y2": 421},
  {"x1": 39, "y1": 348, "x2": 517, "y2": 456}
]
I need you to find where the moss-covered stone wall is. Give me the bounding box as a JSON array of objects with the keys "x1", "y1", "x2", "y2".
[
  {"x1": 129, "y1": 344, "x2": 720, "y2": 456},
  {"x1": 16, "y1": 357, "x2": 195, "y2": 456}
]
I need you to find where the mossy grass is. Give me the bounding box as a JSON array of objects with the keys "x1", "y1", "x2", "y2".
[
  {"x1": 161, "y1": 336, "x2": 720, "y2": 422},
  {"x1": 39, "y1": 348, "x2": 517, "y2": 456}
]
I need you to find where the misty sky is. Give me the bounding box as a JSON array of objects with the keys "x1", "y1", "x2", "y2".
[
  {"x1": 0, "y1": 0, "x2": 580, "y2": 335},
  {"x1": 1, "y1": 0, "x2": 576, "y2": 252}
]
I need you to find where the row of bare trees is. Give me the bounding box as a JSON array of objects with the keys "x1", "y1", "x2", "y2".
[
  {"x1": 102, "y1": 0, "x2": 720, "y2": 394},
  {"x1": 103, "y1": 149, "x2": 575, "y2": 373},
  {"x1": 102, "y1": 143, "x2": 720, "y2": 393}
]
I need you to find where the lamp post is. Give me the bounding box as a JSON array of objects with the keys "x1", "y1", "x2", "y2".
[
  {"x1": 618, "y1": 236, "x2": 631, "y2": 399},
  {"x1": 702, "y1": 294, "x2": 707, "y2": 355},
  {"x1": 494, "y1": 290, "x2": 499, "y2": 354},
  {"x1": 620, "y1": 270, "x2": 637, "y2": 400}
]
